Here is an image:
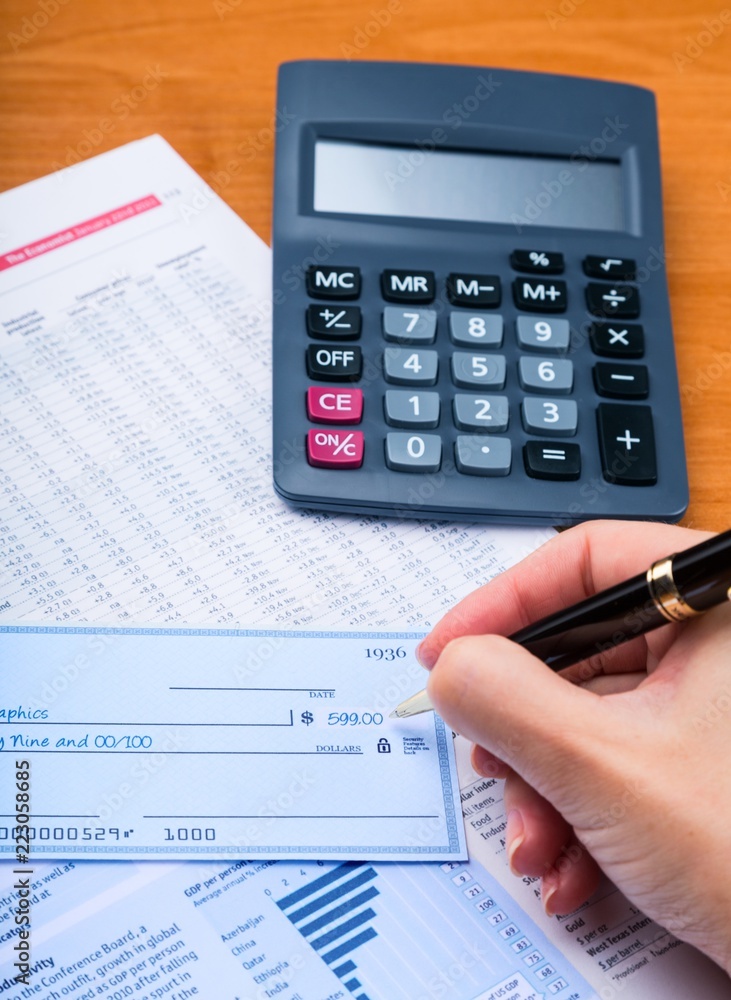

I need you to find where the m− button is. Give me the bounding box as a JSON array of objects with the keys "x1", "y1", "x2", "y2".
[
  {"x1": 306, "y1": 345, "x2": 362, "y2": 381},
  {"x1": 306, "y1": 266, "x2": 361, "y2": 300},
  {"x1": 446, "y1": 273, "x2": 501, "y2": 307}
]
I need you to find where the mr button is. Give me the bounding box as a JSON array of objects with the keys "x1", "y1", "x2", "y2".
[{"x1": 306, "y1": 346, "x2": 362, "y2": 381}]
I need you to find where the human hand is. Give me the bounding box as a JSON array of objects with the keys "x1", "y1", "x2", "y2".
[{"x1": 419, "y1": 520, "x2": 731, "y2": 974}]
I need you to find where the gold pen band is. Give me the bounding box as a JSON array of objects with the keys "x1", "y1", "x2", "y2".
[{"x1": 646, "y1": 556, "x2": 700, "y2": 622}]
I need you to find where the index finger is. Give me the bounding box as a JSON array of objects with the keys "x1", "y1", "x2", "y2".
[{"x1": 418, "y1": 520, "x2": 711, "y2": 668}]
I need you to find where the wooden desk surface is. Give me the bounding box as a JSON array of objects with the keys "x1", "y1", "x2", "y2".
[{"x1": 1, "y1": 0, "x2": 730, "y2": 531}]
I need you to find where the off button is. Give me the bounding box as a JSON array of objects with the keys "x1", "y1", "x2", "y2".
[{"x1": 306, "y1": 345, "x2": 362, "y2": 381}]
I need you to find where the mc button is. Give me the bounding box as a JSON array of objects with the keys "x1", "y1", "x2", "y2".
[
  {"x1": 306, "y1": 345, "x2": 362, "y2": 381},
  {"x1": 306, "y1": 266, "x2": 361, "y2": 300}
]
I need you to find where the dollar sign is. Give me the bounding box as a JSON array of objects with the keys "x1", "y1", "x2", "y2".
[{"x1": 301, "y1": 711, "x2": 314, "y2": 725}]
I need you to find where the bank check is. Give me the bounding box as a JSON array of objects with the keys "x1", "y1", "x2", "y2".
[{"x1": 0, "y1": 626, "x2": 466, "y2": 861}]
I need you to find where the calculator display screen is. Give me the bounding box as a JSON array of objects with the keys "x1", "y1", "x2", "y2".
[{"x1": 314, "y1": 139, "x2": 625, "y2": 231}]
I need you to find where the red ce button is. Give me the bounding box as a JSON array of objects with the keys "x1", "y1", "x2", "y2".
[{"x1": 306, "y1": 387, "x2": 363, "y2": 424}]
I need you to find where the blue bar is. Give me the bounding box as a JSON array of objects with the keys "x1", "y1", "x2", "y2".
[
  {"x1": 322, "y1": 927, "x2": 378, "y2": 965},
  {"x1": 277, "y1": 862, "x2": 364, "y2": 910},
  {"x1": 332, "y1": 960, "x2": 356, "y2": 979},
  {"x1": 356, "y1": 994, "x2": 370, "y2": 1000},
  {"x1": 299, "y1": 886, "x2": 380, "y2": 937},
  {"x1": 287, "y1": 869, "x2": 378, "y2": 924},
  {"x1": 345, "y1": 979, "x2": 361, "y2": 992},
  {"x1": 311, "y1": 908, "x2": 376, "y2": 951}
]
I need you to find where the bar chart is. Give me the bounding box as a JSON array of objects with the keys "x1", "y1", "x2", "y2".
[{"x1": 270, "y1": 857, "x2": 599, "y2": 999}]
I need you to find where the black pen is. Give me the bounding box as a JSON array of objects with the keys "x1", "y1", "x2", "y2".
[{"x1": 391, "y1": 528, "x2": 731, "y2": 718}]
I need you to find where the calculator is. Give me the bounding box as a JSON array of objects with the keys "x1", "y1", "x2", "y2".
[{"x1": 271, "y1": 60, "x2": 688, "y2": 525}]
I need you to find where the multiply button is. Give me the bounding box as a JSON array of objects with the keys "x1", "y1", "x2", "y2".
[
  {"x1": 586, "y1": 283, "x2": 640, "y2": 319},
  {"x1": 381, "y1": 270, "x2": 435, "y2": 303},
  {"x1": 307, "y1": 429, "x2": 364, "y2": 469},
  {"x1": 307, "y1": 305, "x2": 361, "y2": 340},
  {"x1": 307, "y1": 387, "x2": 363, "y2": 424},
  {"x1": 446, "y1": 273, "x2": 501, "y2": 307},
  {"x1": 306, "y1": 266, "x2": 361, "y2": 300},
  {"x1": 513, "y1": 278, "x2": 567, "y2": 313},
  {"x1": 306, "y1": 345, "x2": 362, "y2": 381},
  {"x1": 597, "y1": 403, "x2": 657, "y2": 485},
  {"x1": 589, "y1": 322, "x2": 644, "y2": 358}
]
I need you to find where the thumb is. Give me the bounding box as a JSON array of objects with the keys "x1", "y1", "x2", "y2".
[{"x1": 427, "y1": 634, "x2": 616, "y2": 807}]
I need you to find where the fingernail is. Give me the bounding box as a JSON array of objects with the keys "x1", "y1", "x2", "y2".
[
  {"x1": 506, "y1": 809, "x2": 524, "y2": 875},
  {"x1": 416, "y1": 640, "x2": 435, "y2": 669},
  {"x1": 542, "y1": 871, "x2": 559, "y2": 916}
]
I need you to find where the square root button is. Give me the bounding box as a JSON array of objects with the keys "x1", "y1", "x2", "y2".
[
  {"x1": 307, "y1": 429, "x2": 364, "y2": 468},
  {"x1": 455, "y1": 436, "x2": 511, "y2": 476}
]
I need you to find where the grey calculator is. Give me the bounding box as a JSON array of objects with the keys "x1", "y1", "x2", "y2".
[{"x1": 271, "y1": 60, "x2": 688, "y2": 524}]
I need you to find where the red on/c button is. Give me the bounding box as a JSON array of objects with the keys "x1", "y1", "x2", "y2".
[
  {"x1": 307, "y1": 387, "x2": 363, "y2": 424},
  {"x1": 307, "y1": 430, "x2": 364, "y2": 469}
]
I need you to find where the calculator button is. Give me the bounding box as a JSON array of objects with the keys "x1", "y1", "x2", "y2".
[
  {"x1": 597, "y1": 404, "x2": 657, "y2": 485},
  {"x1": 515, "y1": 316, "x2": 570, "y2": 353},
  {"x1": 510, "y1": 250, "x2": 564, "y2": 275},
  {"x1": 306, "y1": 266, "x2": 361, "y2": 300},
  {"x1": 524, "y1": 441, "x2": 581, "y2": 480},
  {"x1": 518, "y1": 357, "x2": 573, "y2": 394},
  {"x1": 306, "y1": 345, "x2": 362, "y2": 381},
  {"x1": 589, "y1": 322, "x2": 644, "y2": 358},
  {"x1": 307, "y1": 387, "x2": 363, "y2": 424},
  {"x1": 384, "y1": 390, "x2": 440, "y2": 428},
  {"x1": 522, "y1": 398, "x2": 578, "y2": 436},
  {"x1": 385, "y1": 432, "x2": 441, "y2": 472},
  {"x1": 455, "y1": 436, "x2": 511, "y2": 476},
  {"x1": 512, "y1": 278, "x2": 567, "y2": 313},
  {"x1": 583, "y1": 256, "x2": 636, "y2": 281},
  {"x1": 453, "y1": 394, "x2": 509, "y2": 432},
  {"x1": 382, "y1": 307, "x2": 437, "y2": 344},
  {"x1": 593, "y1": 362, "x2": 649, "y2": 399},
  {"x1": 381, "y1": 269, "x2": 435, "y2": 303},
  {"x1": 307, "y1": 305, "x2": 361, "y2": 340},
  {"x1": 446, "y1": 273, "x2": 501, "y2": 308},
  {"x1": 585, "y1": 283, "x2": 640, "y2": 319},
  {"x1": 451, "y1": 352, "x2": 506, "y2": 389},
  {"x1": 307, "y1": 429, "x2": 364, "y2": 469},
  {"x1": 383, "y1": 348, "x2": 438, "y2": 385},
  {"x1": 449, "y1": 313, "x2": 503, "y2": 348}
]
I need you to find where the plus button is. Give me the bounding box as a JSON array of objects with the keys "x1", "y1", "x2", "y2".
[{"x1": 616, "y1": 429, "x2": 641, "y2": 450}]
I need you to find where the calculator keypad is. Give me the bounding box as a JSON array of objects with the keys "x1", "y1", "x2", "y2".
[{"x1": 302, "y1": 256, "x2": 658, "y2": 490}]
